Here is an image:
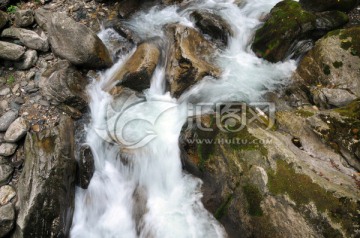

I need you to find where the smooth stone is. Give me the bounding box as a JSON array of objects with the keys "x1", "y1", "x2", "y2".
[
  {"x1": 4, "y1": 117, "x2": 29, "y2": 142},
  {"x1": 0, "y1": 185, "x2": 16, "y2": 205},
  {"x1": 0, "y1": 111, "x2": 18, "y2": 132}
]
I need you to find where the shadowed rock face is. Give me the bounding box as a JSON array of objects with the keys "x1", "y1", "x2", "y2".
[
  {"x1": 252, "y1": 0, "x2": 349, "y2": 63},
  {"x1": 14, "y1": 116, "x2": 77, "y2": 238},
  {"x1": 165, "y1": 24, "x2": 221, "y2": 98},
  {"x1": 300, "y1": 0, "x2": 358, "y2": 12},
  {"x1": 105, "y1": 42, "x2": 161, "y2": 94},
  {"x1": 191, "y1": 10, "x2": 234, "y2": 47},
  {"x1": 47, "y1": 13, "x2": 113, "y2": 69}
]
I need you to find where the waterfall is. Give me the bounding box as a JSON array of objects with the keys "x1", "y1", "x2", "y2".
[{"x1": 70, "y1": 0, "x2": 296, "y2": 237}]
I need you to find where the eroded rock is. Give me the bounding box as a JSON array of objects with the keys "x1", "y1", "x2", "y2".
[
  {"x1": 165, "y1": 24, "x2": 221, "y2": 98},
  {"x1": 105, "y1": 41, "x2": 160, "y2": 93},
  {"x1": 39, "y1": 60, "x2": 88, "y2": 111},
  {"x1": 14, "y1": 116, "x2": 77, "y2": 238}
]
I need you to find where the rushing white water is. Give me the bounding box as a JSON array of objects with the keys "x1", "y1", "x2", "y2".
[{"x1": 71, "y1": 0, "x2": 296, "y2": 238}]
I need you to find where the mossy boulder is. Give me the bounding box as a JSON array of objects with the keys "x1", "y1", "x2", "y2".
[
  {"x1": 252, "y1": 0, "x2": 349, "y2": 62},
  {"x1": 14, "y1": 116, "x2": 77, "y2": 238},
  {"x1": 300, "y1": 0, "x2": 358, "y2": 12},
  {"x1": 295, "y1": 26, "x2": 360, "y2": 108},
  {"x1": 181, "y1": 107, "x2": 360, "y2": 237}
]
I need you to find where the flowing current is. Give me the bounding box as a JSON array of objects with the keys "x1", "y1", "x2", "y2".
[{"x1": 71, "y1": 0, "x2": 296, "y2": 237}]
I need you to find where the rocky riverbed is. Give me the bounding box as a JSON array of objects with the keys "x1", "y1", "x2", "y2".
[{"x1": 0, "y1": 0, "x2": 359, "y2": 237}]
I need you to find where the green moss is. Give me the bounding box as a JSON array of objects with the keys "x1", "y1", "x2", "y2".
[
  {"x1": 323, "y1": 64, "x2": 331, "y2": 75},
  {"x1": 214, "y1": 193, "x2": 233, "y2": 220},
  {"x1": 226, "y1": 127, "x2": 268, "y2": 156},
  {"x1": 268, "y1": 160, "x2": 359, "y2": 235},
  {"x1": 332, "y1": 61, "x2": 343, "y2": 68},
  {"x1": 338, "y1": 26, "x2": 360, "y2": 58},
  {"x1": 296, "y1": 109, "x2": 315, "y2": 118},
  {"x1": 252, "y1": 0, "x2": 316, "y2": 62},
  {"x1": 341, "y1": 40, "x2": 352, "y2": 50},
  {"x1": 334, "y1": 99, "x2": 360, "y2": 119},
  {"x1": 243, "y1": 184, "x2": 263, "y2": 216}
]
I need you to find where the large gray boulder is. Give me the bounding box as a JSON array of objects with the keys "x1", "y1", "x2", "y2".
[
  {"x1": 39, "y1": 60, "x2": 88, "y2": 111},
  {"x1": 14, "y1": 50, "x2": 38, "y2": 70},
  {"x1": 47, "y1": 13, "x2": 113, "y2": 69},
  {"x1": 1, "y1": 28, "x2": 49, "y2": 52},
  {"x1": 14, "y1": 116, "x2": 77, "y2": 238},
  {"x1": 0, "y1": 41, "x2": 25, "y2": 61},
  {"x1": 295, "y1": 26, "x2": 360, "y2": 108}
]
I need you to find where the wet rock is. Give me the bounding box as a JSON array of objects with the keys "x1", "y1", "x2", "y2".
[
  {"x1": 76, "y1": 144, "x2": 95, "y2": 189},
  {"x1": 0, "y1": 203, "x2": 15, "y2": 238},
  {"x1": 0, "y1": 158, "x2": 13, "y2": 184},
  {"x1": 300, "y1": 0, "x2": 358, "y2": 12},
  {"x1": 39, "y1": 60, "x2": 88, "y2": 111},
  {"x1": 296, "y1": 26, "x2": 360, "y2": 107},
  {"x1": 252, "y1": 0, "x2": 349, "y2": 62},
  {"x1": 47, "y1": 13, "x2": 113, "y2": 69},
  {"x1": 14, "y1": 50, "x2": 38, "y2": 70},
  {"x1": 191, "y1": 10, "x2": 234, "y2": 47},
  {"x1": 0, "y1": 10, "x2": 8, "y2": 30},
  {"x1": 0, "y1": 110, "x2": 18, "y2": 132},
  {"x1": 103, "y1": 20, "x2": 140, "y2": 44},
  {"x1": 105, "y1": 42, "x2": 160, "y2": 93},
  {"x1": 1, "y1": 28, "x2": 49, "y2": 52},
  {"x1": 14, "y1": 9, "x2": 34, "y2": 27},
  {"x1": 4, "y1": 117, "x2": 29, "y2": 143},
  {"x1": 165, "y1": 24, "x2": 221, "y2": 98},
  {"x1": 0, "y1": 41, "x2": 25, "y2": 61},
  {"x1": 14, "y1": 116, "x2": 77, "y2": 238},
  {"x1": 0, "y1": 185, "x2": 16, "y2": 205}
]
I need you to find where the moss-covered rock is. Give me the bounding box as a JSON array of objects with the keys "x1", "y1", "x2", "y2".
[
  {"x1": 181, "y1": 107, "x2": 360, "y2": 237},
  {"x1": 300, "y1": 0, "x2": 358, "y2": 12},
  {"x1": 252, "y1": 0, "x2": 348, "y2": 62},
  {"x1": 296, "y1": 26, "x2": 360, "y2": 108}
]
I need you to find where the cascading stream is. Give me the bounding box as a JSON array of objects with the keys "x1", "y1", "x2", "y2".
[{"x1": 71, "y1": 0, "x2": 296, "y2": 237}]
